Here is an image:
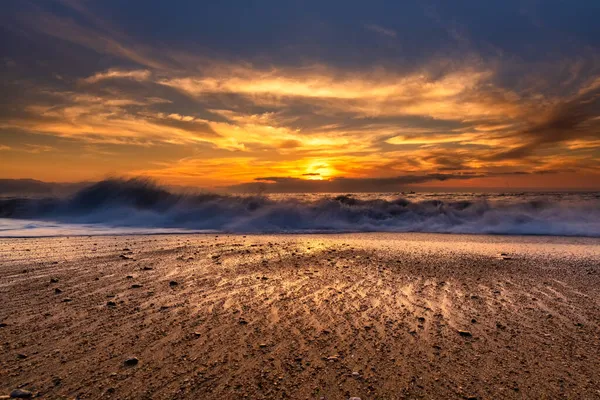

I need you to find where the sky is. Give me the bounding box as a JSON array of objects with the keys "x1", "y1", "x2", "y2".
[{"x1": 1, "y1": 0, "x2": 600, "y2": 192}]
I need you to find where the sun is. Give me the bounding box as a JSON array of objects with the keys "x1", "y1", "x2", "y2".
[{"x1": 304, "y1": 161, "x2": 336, "y2": 180}]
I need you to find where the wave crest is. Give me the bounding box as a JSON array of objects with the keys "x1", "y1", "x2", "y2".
[{"x1": 1, "y1": 178, "x2": 599, "y2": 237}]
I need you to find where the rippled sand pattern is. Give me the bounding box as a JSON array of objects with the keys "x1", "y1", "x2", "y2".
[{"x1": 0, "y1": 233, "x2": 599, "y2": 399}]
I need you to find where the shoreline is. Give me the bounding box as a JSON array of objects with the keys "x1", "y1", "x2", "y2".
[{"x1": 2, "y1": 220, "x2": 600, "y2": 240}]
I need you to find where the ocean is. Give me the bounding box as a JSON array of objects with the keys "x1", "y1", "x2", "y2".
[{"x1": 0, "y1": 179, "x2": 599, "y2": 237}]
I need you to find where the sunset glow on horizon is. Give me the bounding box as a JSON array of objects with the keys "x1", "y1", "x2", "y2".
[{"x1": 1, "y1": 1, "x2": 600, "y2": 192}]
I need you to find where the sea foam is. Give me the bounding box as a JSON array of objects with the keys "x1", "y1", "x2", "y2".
[{"x1": 1, "y1": 179, "x2": 599, "y2": 237}]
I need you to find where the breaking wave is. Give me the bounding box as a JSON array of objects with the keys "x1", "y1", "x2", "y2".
[{"x1": 1, "y1": 178, "x2": 599, "y2": 237}]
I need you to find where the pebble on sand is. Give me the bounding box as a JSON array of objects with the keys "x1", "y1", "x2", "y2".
[
  {"x1": 9, "y1": 389, "x2": 33, "y2": 398},
  {"x1": 458, "y1": 330, "x2": 473, "y2": 337},
  {"x1": 169, "y1": 280, "x2": 179, "y2": 287},
  {"x1": 124, "y1": 357, "x2": 139, "y2": 367}
]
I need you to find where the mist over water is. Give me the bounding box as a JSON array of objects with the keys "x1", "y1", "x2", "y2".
[{"x1": 0, "y1": 179, "x2": 599, "y2": 237}]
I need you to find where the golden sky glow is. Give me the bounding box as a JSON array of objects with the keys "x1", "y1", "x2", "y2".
[{"x1": 1, "y1": 1, "x2": 600, "y2": 191}]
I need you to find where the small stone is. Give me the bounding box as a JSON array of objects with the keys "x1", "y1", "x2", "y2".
[
  {"x1": 9, "y1": 389, "x2": 32, "y2": 398},
  {"x1": 16, "y1": 353, "x2": 28, "y2": 359},
  {"x1": 54, "y1": 288, "x2": 63, "y2": 294},
  {"x1": 349, "y1": 397, "x2": 362, "y2": 400},
  {"x1": 141, "y1": 266, "x2": 153, "y2": 271},
  {"x1": 126, "y1": 275, "x2": 133, "y2": 279},
  {"x1": 107, "y1": 301, "x2": 117, "y2": 307},
  {"x1": 458, "y1": 330, "x2": 473, "y2": 337},
  {"x1": 62, "y1": 298, "x2": 72, "y2": 302},
  {"x1": 238, "y1": 318, "x2": 248, "y2": 325},
  {"x1": 169, "y1": 281, "x2": 179, "y2": 287},
  {"x1": 131, "y1": 284, "x2": 142, "y2": 289},
  {"x1": 50, "y1": 277, "x2": 59, "y2": 283},
  {"x1": 259, "y1": 343, "x2": 268, "y2": 348},
  {"x1": 0, "y1": 323, "x2": 7, "y2": 328},
  {"x1": 124, "y1": 357, "x2": 139, "y2": 367},
  {"x1": 352, "y1": 371, "x2": 360, "y2": 377}
]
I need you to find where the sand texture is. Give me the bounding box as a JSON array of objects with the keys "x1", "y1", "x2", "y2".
[{"x1": 0, "y1": 233, "x2": 599, "y2": 399}]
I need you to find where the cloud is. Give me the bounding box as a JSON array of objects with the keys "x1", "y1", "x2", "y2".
[
  {"x1": 485, "y1": 76, "x2": 600, "y2": 160},
  {"x1": 1, "y1": 1, "x2": 599, "y2": 189},
  {"x1": 227, "y1": 173, "x2": 483, "y2": 193},
  {"x1": 0, "y1": 179, "x2": 86, "y2": 196},
  {"x1": 23, "y1": 144, "x2": 54, "y2": 153},
  {"x1": 364, "y1": 23, "x2": 397, "y2": 38},
  {"x1": 16, "y1": 3, "x2": 171, "y2": 70},
  {"x1": 83, "y1": 69, "x2": 152, "y2": 84}
]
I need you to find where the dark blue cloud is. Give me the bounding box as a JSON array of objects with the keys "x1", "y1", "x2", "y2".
[
  {"x1": 3, "y1": 0, "x2": 599, "y2": 77},
  {"x1": 18, "y1": 0, "x2": 597, "y2": 65}
]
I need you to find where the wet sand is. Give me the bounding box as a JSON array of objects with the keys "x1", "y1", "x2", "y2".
[{"x1": 0, "y1": 233, "x2": 599, "y2": 399}]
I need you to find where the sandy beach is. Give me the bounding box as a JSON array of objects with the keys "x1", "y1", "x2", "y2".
[{"x1": 0, "y1": 233, "x2": 599, "y2": 399}]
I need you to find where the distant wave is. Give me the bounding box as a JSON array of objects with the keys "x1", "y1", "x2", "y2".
[{"x1": 1, "y1": 178, "x2": 599, "y2": 237}]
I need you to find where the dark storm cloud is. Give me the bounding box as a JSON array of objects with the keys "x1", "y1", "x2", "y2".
[
  {"x1": 525, "y1": 84, "x2": 600, "y2": 145},
  {"x1": 487, "y1": 80, "x2": 600, "y2": 160}
]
